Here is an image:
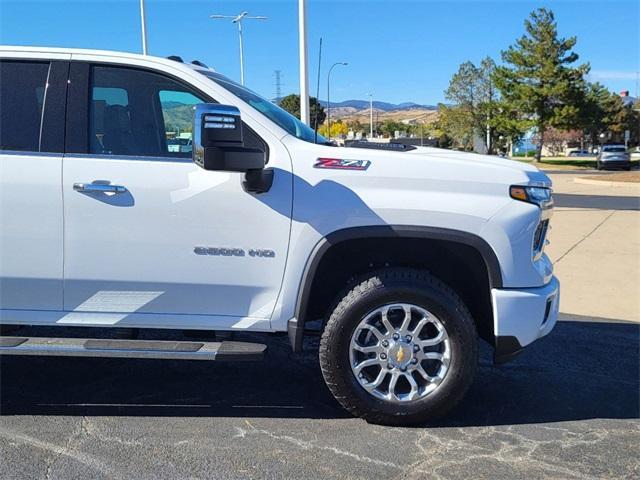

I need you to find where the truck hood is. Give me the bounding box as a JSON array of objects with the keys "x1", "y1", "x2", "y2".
[
  {"x1": 283, "y1": 136, "x2": 552, "y2": 192},
  {"x1": 283, "y1": 136, "x2": 552, "y2": 238},
  {"x1": 412, "y1": 146, "x2": 552, "y2": 186},
  {"x1": 341, "y1": 144, "x2": 552, "y2": 188}
]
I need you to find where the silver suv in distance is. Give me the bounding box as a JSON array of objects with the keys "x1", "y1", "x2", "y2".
[{"x1": 597, "y1": 145, "x2": 631, "y2": 171}]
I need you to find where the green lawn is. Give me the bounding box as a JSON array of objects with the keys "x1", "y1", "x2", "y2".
[{"x1": 514, "y1": 157, "x2": 639, "y2": 170}]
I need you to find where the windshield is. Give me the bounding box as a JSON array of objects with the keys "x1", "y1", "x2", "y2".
[
  {"x1": 602, "y1": 146, "x2": 626, "y2": 153},
  {"x1": 202, "y1": 71, "x2": 328, "y2": 145}
]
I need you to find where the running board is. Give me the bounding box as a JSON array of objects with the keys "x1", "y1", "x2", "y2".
[{"x1": 0, "y1": 337, "x2": 266, "y2": 361}]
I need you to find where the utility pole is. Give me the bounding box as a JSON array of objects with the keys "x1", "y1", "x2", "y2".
[
  {"x1": 139, "y1": 0, "x2": 148, "y2": 55},
  {"x1": 327, "y1": 62, "x2": 348, "y2": 139},
  {"x1": 273, "y1": 70, "x2": 282, "y2": 104},
  {"x1": 314, "y1": 37, "x2": 323, "y2": 143},
  {"x1": 210, "y1": 12, "x2": 268, "y2": 85},
  {"x1": 298, "y1": 0, "x2": 310, "y2": 124},
  {"x1": 368, "y1": 93, "x2": 373, "y2": 138}
]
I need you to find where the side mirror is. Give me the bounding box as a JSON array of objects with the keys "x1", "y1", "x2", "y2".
[{"x1": 193, "y1": 104, "x2": 266, "y2": 172}]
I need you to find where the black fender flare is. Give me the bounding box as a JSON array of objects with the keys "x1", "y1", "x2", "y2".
[{"x1": 288, "y1": 225, "x2": 503, "y2": 352}]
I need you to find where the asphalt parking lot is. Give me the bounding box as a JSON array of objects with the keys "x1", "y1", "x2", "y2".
[{"x1": 1, "y1": 170, "x2": 639, "y2": 480}]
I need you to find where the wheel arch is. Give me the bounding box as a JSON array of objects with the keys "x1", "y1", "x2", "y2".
[{"x1": 288, "y1": 225, "x2": 503, "y2": 352}]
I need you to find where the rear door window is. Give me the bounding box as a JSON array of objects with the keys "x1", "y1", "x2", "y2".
[{"x1": 0, "y1": 61, "x2": 51, "y2": 151}]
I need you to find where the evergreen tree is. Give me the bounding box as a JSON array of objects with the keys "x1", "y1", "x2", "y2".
[
  {"x1": 279, "y1": 94, "x2": 326, "y2": 129},
  {"x1": 579, "y1": 83, "x2": 638, "y2": 147},
  {"x1": 493, "y1": 8, "x2": 589, "y2": 161}
]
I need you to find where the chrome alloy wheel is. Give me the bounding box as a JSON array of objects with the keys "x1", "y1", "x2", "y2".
[{"x1": 349, "y1": 303, "x2": 451, "y2": 403}]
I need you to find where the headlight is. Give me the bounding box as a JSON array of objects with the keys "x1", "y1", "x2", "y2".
[{"x1": 510, "y1": 185, "x2": 553, "y2": 209}]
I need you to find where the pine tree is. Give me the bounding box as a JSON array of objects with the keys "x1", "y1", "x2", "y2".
[{"x1": 493, "y1": 8, "x2": 589, "y2": 161}]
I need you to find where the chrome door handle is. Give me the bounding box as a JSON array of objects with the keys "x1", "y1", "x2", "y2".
[{"x1": 73, "y1": 183, "x2": 127, "y2": 194}]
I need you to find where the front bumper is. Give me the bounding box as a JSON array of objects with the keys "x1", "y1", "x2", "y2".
[{"x1": 492, "y1": 276, "x2": 560, "y2": 363}]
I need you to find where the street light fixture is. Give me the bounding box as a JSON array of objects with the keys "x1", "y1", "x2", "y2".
[
  {"x1": 210, "y1": 11, "x2": 268, "y2": 85},
  {"x1": 326, "y1": 62, "x2": 348, "y2": 138}
]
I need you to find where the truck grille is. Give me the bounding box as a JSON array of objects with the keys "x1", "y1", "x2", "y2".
[{"x1": 533, "y1": 220, "x2": 549, "y2": 258}]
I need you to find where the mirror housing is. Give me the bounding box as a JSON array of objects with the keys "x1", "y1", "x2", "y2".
[{"x1": 193, "y1": 104, "x2": 266, "y2": 172}]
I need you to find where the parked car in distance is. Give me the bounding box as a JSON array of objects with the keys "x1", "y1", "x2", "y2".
[
  {"x1": 568, "y1": 150, "x2": 592, "y2": 157},
  {"x1": 596, "y1": 145, "x2": 631, "y2": 170},
  {"x1": 167, "y1": 137, "x2": 192, "y2": 153},
  {"x1": 567, "y1": 149, "x2": 590, "y2": 157}
]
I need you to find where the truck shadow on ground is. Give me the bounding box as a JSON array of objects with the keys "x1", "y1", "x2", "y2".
[{"x1": 1, "y1": 319, "x2": 637, "y2": 427}]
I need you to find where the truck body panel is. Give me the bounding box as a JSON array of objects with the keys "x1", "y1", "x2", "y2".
[{"x1": 0, "y1": 45, "x2": 558, "y2": 364}]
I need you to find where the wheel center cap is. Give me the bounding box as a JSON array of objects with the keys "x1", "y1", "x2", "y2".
[{"x1": 388, "y1": 342, "x2": 412, "y2": 368}]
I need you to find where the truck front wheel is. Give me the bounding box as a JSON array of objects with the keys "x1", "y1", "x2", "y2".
[{"x1": 319, "y1": 268, "x2": 478, "y2": 426}]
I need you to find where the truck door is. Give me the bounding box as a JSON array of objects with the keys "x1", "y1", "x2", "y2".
[
  {"x1": 61, "y1": 62, "x2": 291, "y2": 330},
  {"x1": 0, "y1": 58, "x2": 69, "y2": 313}
]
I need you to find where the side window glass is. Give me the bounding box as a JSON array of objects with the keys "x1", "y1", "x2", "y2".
[
  {"x1": 0, "y1": 61, "x2": 50, "y2": 152},
  {"x1": 90, "y1": 86, "x2": 130, "y2": 154},
  {"x1": 159, "y1": 90, "x2": 201, "y2": 157},
  {"x1": 89, "y1": 65, "x2": 205, "y2": 158}
]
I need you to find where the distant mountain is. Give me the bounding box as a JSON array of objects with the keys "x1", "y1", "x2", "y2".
[
  {"x1": 319, "y1": 100, "x2": 437, "y2": 111},
  {"x1": 160, "y1": 99, "x2": 440, "y2": 129},
  {"x1": 161, "y1": 102, "x2": 194, "y2": 131},
  {"x1": 161, "y1": 101, "x2": 189, "y2": 110}
]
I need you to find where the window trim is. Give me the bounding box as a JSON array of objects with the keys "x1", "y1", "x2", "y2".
[
  {"x1": 65, "y1": 61, "x2": 268, "y2": 162},
  {"x1": 64, "y1": 152, "x2": 193, "y2": 163}
]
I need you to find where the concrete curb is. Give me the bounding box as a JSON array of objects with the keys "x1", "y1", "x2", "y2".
[{"x1": 573, "y1": 177, "x2": 640, "y2": 188}]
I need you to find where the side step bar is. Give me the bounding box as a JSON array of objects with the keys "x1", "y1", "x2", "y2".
[{"x1": 0, "y1": 337, "x2": 266, "y2": 361}]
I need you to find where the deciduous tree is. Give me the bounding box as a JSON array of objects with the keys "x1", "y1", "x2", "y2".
[
  {"x1": 436, "y1": 104, "x2": 475, "y2": 151},
  {"x1": 443, "y1": 57, "x2": 504, "y2": 154},
  {"x1": 318, "y1": 120, "x2": 349, "y2": 138}
]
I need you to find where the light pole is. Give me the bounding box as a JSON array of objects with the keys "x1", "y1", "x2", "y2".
[
  {"x1": 139, "y1": 0, "x2": 148, "y2": 55},
  {"x1": 634, "y1": 107, "x2": 640, "y2": 152},
  {"x1": 210, "y1": 11, "x2": 268, "y2": 85},
  {"x1": 327, "y1": 62, "x2": 348, "y2": 139},
  {"x1": 298, "y1": 0, "x2": 310, "y2": 124},
  {"x1": 367, "y1": 93, "x2": 374, "y2": 138}
]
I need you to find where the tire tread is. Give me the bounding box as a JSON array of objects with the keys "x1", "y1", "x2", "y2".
[{"x1": 319, "y1": 268, "x2": 478, "y2": 425}]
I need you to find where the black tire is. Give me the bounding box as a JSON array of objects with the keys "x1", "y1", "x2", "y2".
[{"x1": 319, "y1": 268, "x2": 478, "y2": 426}]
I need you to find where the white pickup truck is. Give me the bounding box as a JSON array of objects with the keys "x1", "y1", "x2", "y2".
[{"x1": 0, "y1": 47, "x2": 559, "y2": 425}]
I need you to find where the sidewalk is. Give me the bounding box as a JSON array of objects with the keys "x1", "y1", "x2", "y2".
[{"x1": 545, "y1": 171, "x2": 640, "y2": 322}]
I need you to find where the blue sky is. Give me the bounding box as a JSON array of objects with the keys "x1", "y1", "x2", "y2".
[{"x1": 1, "y1": 0, "x2": 638, "y2": 104}]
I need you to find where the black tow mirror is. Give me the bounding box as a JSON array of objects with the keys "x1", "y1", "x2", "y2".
[{"x1": 193, "y1": 104, "x2": 266, "y2": 172}]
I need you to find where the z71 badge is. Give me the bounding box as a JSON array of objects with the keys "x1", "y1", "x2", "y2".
[{"x1": 314, "y1": 158, "x2": 371, "y2": 171}]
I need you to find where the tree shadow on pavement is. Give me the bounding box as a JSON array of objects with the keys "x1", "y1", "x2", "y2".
[
  {"x1": 1, "y1": 319, "x2": 638, "y2": 427},
  {"x1": 553, "y1": 193, "x2": 640, "y2": 210}
]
